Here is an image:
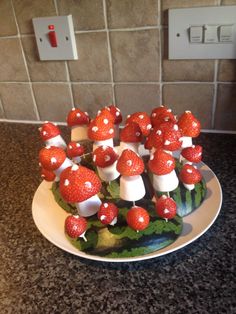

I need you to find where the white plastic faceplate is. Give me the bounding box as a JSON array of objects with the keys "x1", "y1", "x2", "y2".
[
  {"x1": 168, "y1": 6, "x2": 236, "y2": 59},
  {"x1": 32, "y1": 15, "x2": 78, "y2": 61}
]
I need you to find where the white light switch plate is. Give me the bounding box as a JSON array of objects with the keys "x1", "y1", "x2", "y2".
[
  {"x1": 32, "y1": 15, "x2": 78, "y2": 61},
  {"x1": 168, "y1": 6, "x2": 236, "y2": 59}
]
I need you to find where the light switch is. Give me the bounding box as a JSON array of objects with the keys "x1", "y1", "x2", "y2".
[
  {"x1": 190, "y1": 26, "x2": 203, "y2": 43},
  {"x1": 204, "y1": 25, "x2": 218, "y2": 43},
  {"x1": 219, "y1": 25, "x2": 233, "y2": 42}
]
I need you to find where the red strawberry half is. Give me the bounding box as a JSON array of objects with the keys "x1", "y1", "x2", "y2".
[
  {"x1": 108, "y1": 105, "x2": 122, "y2": 124},
  {"x1": 97, "y1": 202, "x2": 119, "y2": 225},
  {"x1": 39, "y1": 146, "x2": 66, "y2": 171},
  {"x1": 148, "y1": 149, "x2": 175, "y2": 175},
  {"x1": 151, "y1": 106, "x2": 176, "y2": 127},
  {"x1": 179, "y1": 164, "x2": 202, "y2": 185},
  {"x1": 40, "y1": 167, "x2": 56, "y2": 182},
  {"x1": 178, "y1": 111, "x2": 201, "y2": 138},
  {"x1": 126, "y1": 112, "x2": 152, "y2": 136},
  {"x1": 126, "y1": 206, "x2": 150, "y2": 231},
  {"x1": 93, "y1": 145, "x2": 118, "y2": 168},
  {"x1": 160, "y1": 122, "x2": 182, "y2": 151},
  {"x1": 181, "y1": 145, "x2": 202, "y2": 163},
  {"x1": 88, "y1": 115, "x2": 114, "y2": 141},
  {"x1": 116, "y1": 149, "x2": 144, "y2": 176},
  {"x1": 65, "y1": 215, "x2": 87, "y2": 239},
  {"x1": 155, "y1": 195, "x2": 177, "y2": 220},
  {"x1": 39, "y1": 122, "x2": 60, "y2": 141},
  {"x1": 67, "y1": 142, "x2": 85, "y2": 158},
  {"x1": 120, "y1": 122, "x2": 142, "y2": 143},
  {"x1": 67, "y1": 108, "x2": 90, "y2": 127}
]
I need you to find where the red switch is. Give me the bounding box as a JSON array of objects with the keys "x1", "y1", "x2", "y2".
[{"x1": 48, "y1": 31, "x2": 57, "y2": 47}]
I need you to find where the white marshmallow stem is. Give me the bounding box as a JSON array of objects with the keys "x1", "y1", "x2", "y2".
[
  {"x1": 93, "y1": 138, "x2": 114, "y2": 151},
  {"x1": 97, "y1": 161, "x2": 120, "y2": 182},
  {"x1": 152, "y1": 170, "x2": 179, "y2": 192},
  {"x1": 71, "y1": 125, "x2": 88, "y2": 141},
  {"x1": 119, "y1": 142, "x2": 140, "y2": 155},
  {"x1": 120, "y1": 175, "x2": 146, "y2": 202},
  {"x1": 183, "y1": 183, "x2": 195, "y2": 191},
  {"x1": 45, "y1": 135, "x2": 67, "y2": 150},
  {"x1": 72, "y1": 156, "x2": 82, "y2": 164},
  {"x1": 180, "y1": 136, "x2": 193, "y2": 148},
  {"x1": 54, "y1": 158, "x2": 74, "y2": 177},
  {"x1": 76, "y1": 194, "x2": 102, "y2": 217}
]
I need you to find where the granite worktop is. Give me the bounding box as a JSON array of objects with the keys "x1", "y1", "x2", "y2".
[{"x1": 0, "y1": 122, "x2": 235, "y2": 314}]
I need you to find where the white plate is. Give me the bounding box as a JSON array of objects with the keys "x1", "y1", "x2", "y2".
[{"x1": 32, "y1": 161, "x2": 222, "y2": 262}]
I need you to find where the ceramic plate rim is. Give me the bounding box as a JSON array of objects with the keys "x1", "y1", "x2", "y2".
[{"x1": 32, "y1": 162, "x2": 222, "y2": 262}]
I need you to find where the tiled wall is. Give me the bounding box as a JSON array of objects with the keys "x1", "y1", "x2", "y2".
[{"x1": 0, "y1": 0, "x2": 236, "y2": 131}]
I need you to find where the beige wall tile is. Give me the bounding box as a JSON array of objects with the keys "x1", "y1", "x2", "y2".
[
  {"x1": 57, "y1": 0, "x2": 105, "y2": 31},
  {"x1": 0, "y1": 1, "x2": 17, "y2": 36},
  {"x1": 218, "y1": 60, "x2": 236, "y2": 82},
  {"x1": 215, "y1": 84, "x2": 236, "y2": 130},
  {"x1": 221, "y1": 0, "x2": 236, "y2": 4},
  {"x1": 110, "y1": 30, "x2": 159, "y2": 82},
  {"x1": 33, "y1": 83, "x2": 72, "y2": 122},
  {"x1": 72, "y1": 84, "x2": 113, "y2": 118},
  {"x1": 21, "y1": 37, "x2": 67, "y2": 82},
  {"x1": 13, "y1": 0, "x2": 56, "y2": 34},
  {"x1": 107, "y1": 0, "x2": 159, "y2": 29},
  {"x1": 163, "y1": 84, "x2": 213, "y2": 128},
  {"x1": 0, "y1": 38, "x2": 28, "y2": 82},
  {"x1": 0, "y1": 83, "x2": 37, "y2": 120},
  {"x1": 161, "y1": 0, "x2": 220, "y2": 25},
  {"x1": 68, "y1": 33, "x2": 111, "y2": 82},
  {"x1": 115, "y1": 84, "x2": 160, "y2": 119}
]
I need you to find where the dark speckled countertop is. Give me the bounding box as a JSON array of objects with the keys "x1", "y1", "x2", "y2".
[{"x1": 0, "y1": 122, "x2": 235, "y2": 314}]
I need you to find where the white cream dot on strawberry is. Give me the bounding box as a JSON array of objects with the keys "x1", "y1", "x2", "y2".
[
  {"x1": 173, "y1": 124, "x2": 178, "y2": 131},
  {"x1": 102, "y1": 145, "x2": 107, "y2": 150},
  {"x1": 152, "y1": 113, "x2": 156, "y2": 117},
  {"x1": 185, "y1": 110, "x2": 191, "y2": 113},
  {"x1": 127, "y1": 115, "x2": 131, "y2": 119},
  {"x1": 126, "y1": 160, "x2": 132, "y2": 166},
  {"x1": 69, "y1": 145, "x2": 72, "y2": 149},
  {"x1": 43, "y1": 131, "x2": 47, "y2": 136},
  {"x1": 92, "y1": 126, "x2": 98, "y2": 132},
  {"x1": 147, "y1": 124, "x2": 152, "y2": 130},
  {"x1": 167, "y1": 109, "x2": 172, "y2": 112},
  {"x1": 115, "y1": 111, "x2": 120, "y2": 116},
  {"x1": 103, "y1": 118, "x2": 109, "y2": 124},
  {"x1": 164, "y1": 208, "x2": 170, "y2": 214},
  {"x1": 193, "y1": 121, "x2": 198, "y2": 127},
  {"x1": 167, "y1": 160, "x2": 173, "y2": 166},
  {"x1": 45, "y1": 145, "x2": 51, "y2": 149},
  {"x1": 72, "y1": 108, "x2": 76, "y2": 111},
  {"x1": 104, "y1": 203, "x2": 108, "y2": 208},
  {"x1": 138, "y1": 217, "x2": 144, "y2": 222},
  {"x1": 97, "y1": 110, "x2": 101, "y2": 114},
  {"x1": 41, "y1": 174, "x2": 45, "y2": 178},
  {"x1": 38, "y1": 127, "x2": 42, "y2": 131},
  {"x1": 85, "y1": 181, "x2": 92, "y2": 188},
  {"x1": 164, "y1": 117, "x2": 169, "y2": 122},
  {"x1": 76, "y1": 113, "x2": 81, "y2": 117},
  {"x1": 156, "y1": 130, "x2": 162, "y2": 135},
  {"x1": 104, "y1": 155, "x2": 111, "y2": 162},
  {"x1": 39, "y1": 162, "x2": 42, "y2": 167},
  {"x1": 162, "y1": 195, "x2": 167, "y2": 199},
  {"x1": 44, "y1": 121, "x2": 49, "y2": 123},
  {"x1": 109, "y1": 128, "x2": 114, "y2": 134},
  {"x1": 136, "y1": 132, "x2": 141, "y2": 136},
  {"x1": 51, "y1": 157, "x2": 57, "y2": 164},
  {"x1": 85, "y1": 112, "x2": 89, "y2": 116},
  {"x1": 64, "y1": 179, "x2": 70, "y2": 186},
  {"x1": 72, "y1": 164, "x2": 79, "y2": 171},
  {"x1": 139, "y1": 114, "x2": 144, "y2": 119},
  {"x1": 100, "y1": 215, "x2": 106, "y2": 221},
  {"x1": 192, "y1": 145, "x2": 195, "y2": 148},
  {"x1": 150, "y1": 154, "x2": 154, "y2": 160},
  {"x1": 164, "y1": 140, "x2": 171, "y2": 146},
  {"x1": 76, "y1": 143, "x2": 80, "y2": 147},
  {"x1": 187, "y1": 169, "x2": 193, "y2": 173},
  {"x1": 93, "y1": 155, "x2": 96, "y2": 162}
]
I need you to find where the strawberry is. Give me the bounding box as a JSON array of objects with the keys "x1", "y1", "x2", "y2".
[
  {"x1": 108, "y1": 105, "x2": 122, "y2": 124},
  {"x1": 116, "y1": 149, "x2": 144, "y2": 176},
  {"x1": 60, "y1": 165, "x2": 101, "y2": 203},
  {"x1": 126, "y1": 112, "x2": 152, "y2": 136},
  {"x1": 181, "y1": 145, "x2": 202, "y2": 163},
  {"x1": 144, "y1": 135, "x2": 153, "y2": 150},
  {"x1": 67, "y1": 141, "x2": 85, "y2": 158},
  {"x1": 40, "y1": 167, "x2": 56, "y2": 182},
  {"x1": 67, "y1": 108, "x2": 90, "y2": 127},
  {"x1": 179, "y1": 164, "x2": 202, "y2": 185},
  {"x1": 39, "y1": 122, "x2": 60, "y2": 141},
  {"x1": 39, "y1": 146, "x2": 66, "y2": 171},
  {"x1": 65, "y1": 215, "x2": 87, "y2": 239},
  {"x1": 97, "y1": 107, "x2": 115, "y2": 123},
  {"x1": 160, "y1": 122, "x2": 182, "y2": 151},
  {"x1": 120, "y1": 122, "x2": 142, "y2": 143},
  {"x1": 93, "y1": 145, "x2": 118, "y2": 168},
  {"x1": 148, "y1": 149, "x2": 175, "y2": 175},
  {"x1": 151, "y1": 106, "x2": 176, "y2": 127},
  {"x1": 149, "y1": 126, "x2": 164, "y2": 150},
  {"x1": 155, "y1": 195, "x2": 177, "y2": 220},
  {"x1": 178, "y1": 111, "x2": 201, "y2": 138},
  {"x1": 88, "y1": 115, "x2": 114, "y2": 141},
  {"x1": 97, "y1": 202, "x2": 119, "y2": 225},
  {"x1": 126, "y1": 206, "x2": 150, "y2": 231}
]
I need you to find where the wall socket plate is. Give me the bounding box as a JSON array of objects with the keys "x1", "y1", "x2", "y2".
[
  {"x1": 32, "y1": 15, "x2": 78, "y2": 61},
  {"x1": 168, "y1": 6, "x2": 236, "y2": 59}
]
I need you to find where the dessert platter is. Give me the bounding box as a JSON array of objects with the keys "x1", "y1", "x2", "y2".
[{"x1": 32, "y1": 105, "x2": 222, "y2": 262}]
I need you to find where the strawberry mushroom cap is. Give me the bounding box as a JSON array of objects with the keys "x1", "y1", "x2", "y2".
[
  {"x1": 88, "y1": 115, "x2": 115, "y2": 151},
  {"x1": 148, "y1": 149, "x2": 179, "y2": 192},
  {"x1": 155, "y1": 195, "x2": 177, "y2": 222},
  {"x1": 178, "y1": 111, "x2": 201, "y2": 148},
  {"x1": 116, "y1": 149, "x2": 146, "y2": 202},
  {"x1": 92, "y1": 145, "x2": 120, "y2": 182},
  {"x1": 39, "y1": 122, "x2": 66, "y2": 150},
  {"x1": 39, "y1": 146, "x2": 74, "y2": 178},
  {"x1": 119, "y1": 122, "x2": 142, "y2": 154},
  {"x1": 107, "y1": 105, "x2": 122, "y2": 125},
  {"x1": 65, "y1": 215, "x2": 88, "y2": 241},
  {"x1": 180, "y1": 145, "x2": 203, "y2": 165},
  {"x1": 126, "y1": 206, "x2": 150, "y2": 232},
  {"x1": 126, "y1": 112, "x2": 152, "y2": 137},
  {"x1": 179, "y1": 164, "x2": 202, "y2": 191},
  {"x1": 60, "y1": 164, "x2": 102, "y2": 217},
  {"x1": 151, "y1": 107, "x2": 176, "y2": 128},
  {"x1": 67, "y1": 108, "x2": 90, "y2": 141},
  {"x1": 40, "y1": 167, "x2": 56, "y2": 182},
  {"x1": 97, "y1": 202, "x2": 119, "y2": 226},
  {"x1": 66, "y1": 141, "x2": 85, "y2": 164}
]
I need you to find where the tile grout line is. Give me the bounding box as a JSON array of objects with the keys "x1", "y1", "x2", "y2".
[
  {"x1": 53, "y1": 0, "x2": 75, "y2": 109},
  {"x1": 10, "y1": 0, "x2": 40, "y2": 121},
  {"x1": 103, "y1": 0, "x2": 115, "y2": 104},
  {"x1": 212, "y1": 60, "x2": 219, "y2": 129},
  {"x1": 0, "y1": 96, "x2": 6, "y2": 118},
  {"x1": 158, "y1": 0, "x2": 162, "y2": 105}
]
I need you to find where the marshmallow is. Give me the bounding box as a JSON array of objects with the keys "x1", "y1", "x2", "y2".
[
  {"x1": 152, "y1": 170, "x2": 179, "y2": 192},
  {"x1": 71, "y1": 125, "x2": 88, "y2": 141},
  {"x1": 54, "y1": 158, "x2": 74, "y2": 177},
  {"x1": 97, "y1": 161, "x2": 120, "y2": 182},
  {"x1": 45, "y1": 134, "x2": 67, "y2": 150},
  {"x1": 180, "y1": 136, "x2": 193, "y2": 148},
  {"x1": 119, "y1": 142, "x2": 140, "y2": 154},
  {"x1": 75, "y1": 194, "x2": 102, "y2": 217},
  {"x1": 93, "y1": 138, "x2": 114, "y2": 151},
  {"x1": 120, "y1": 175, "x2": 145, "y2": 202},
  {"x1": 183, "y1": 183, "x2": 195, "y2": 191}
]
